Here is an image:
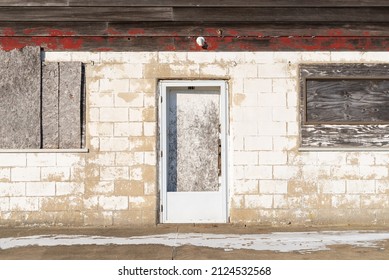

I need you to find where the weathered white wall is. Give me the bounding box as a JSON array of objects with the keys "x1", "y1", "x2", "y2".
[
  {"x1": 229, "y1": 51, "x2": 389, "y2": 226},
  {"x1": 1, "y1": 51, "x2": 389, "y2": 226}
]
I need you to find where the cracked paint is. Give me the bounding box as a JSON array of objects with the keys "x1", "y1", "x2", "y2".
[{"x1": 1, "y1": 231, "x2": 389, "y2": 253}]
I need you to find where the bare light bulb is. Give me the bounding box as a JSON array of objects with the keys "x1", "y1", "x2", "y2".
[{"x1": 196, "y1": 37, "x2": 206, "y2": 48}]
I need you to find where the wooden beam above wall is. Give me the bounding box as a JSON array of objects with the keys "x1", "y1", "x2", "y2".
[
  {"x1": 2, "y1": 1, "x2": 389, "y2": 51},
  {"x1": 3, "y1": 0, "x2": 389, "y2": 7},
  {"x1": 1, "y1": 6, "x2": 389, "y2": 22}
]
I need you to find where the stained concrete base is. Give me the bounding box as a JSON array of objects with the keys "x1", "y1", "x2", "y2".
[{"x1": 1, "y1": 224, "x2": 389, "y2": 260}]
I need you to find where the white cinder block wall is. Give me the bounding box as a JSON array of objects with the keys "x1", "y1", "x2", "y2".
[{"x1": 1, "y1": 51, "x2": 389, "y2": 226}]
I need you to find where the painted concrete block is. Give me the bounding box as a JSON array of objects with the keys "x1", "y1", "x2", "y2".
[
  {"x1": 10, "y1": 197, "x2": 39, "y2": 211},
  {"x1": 0, "y1": 182, "x2": 25, "y2": 196},
  {"x1": 99, "y1": 196, "x2": 129, "y2": 210},
  {"x1": 41, "y1": 167, "x2": 71, "y2": 181},
  {"x1": 26, "y1": 182, "x2": 56, "y2": 196},
  {"x1": 100, "y1": 108, "x2": 128, "y2": 122},
  {"x1": 260, "y1": 180, "x2": 288, "y2": 194},
  {"x1": 27, "y1": 153, "x2": 56, "y2": 167},
  {"x1": 258, "y1": 151, "x2": 287, "y2": 165},
  {"x1": 11, "y1": 167, "x2": 40, "y2": 182}
]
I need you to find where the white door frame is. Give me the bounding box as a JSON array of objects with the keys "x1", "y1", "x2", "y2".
[{"x1": 159, "y1": 80, "x2": 228, "y2": 223}]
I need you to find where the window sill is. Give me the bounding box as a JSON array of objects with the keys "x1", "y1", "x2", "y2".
[
  {"x1": 0, "y1": 148, "x2": 89, "y2": 153},
  {"x1": 299, "y1": 147, "x2": 389, "y2": 152}
]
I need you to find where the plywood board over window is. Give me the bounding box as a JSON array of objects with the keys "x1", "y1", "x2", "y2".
[
  {"x1": 42, "y1": 62, "x2": 83, "y2": 149},
  {"x1": 0, "y1": 47, "x2": 41, "y2": 149},
  {"x1": 300, "y1": 64, "x2": 389, "y2": 148},
  {"x1": 0, "y1": 47, "x2": 85, "y2": 150}
]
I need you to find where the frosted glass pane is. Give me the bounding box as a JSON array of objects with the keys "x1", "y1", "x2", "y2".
[{"x1": 167, "y1": 89, "x2": 220, "y2": 192}]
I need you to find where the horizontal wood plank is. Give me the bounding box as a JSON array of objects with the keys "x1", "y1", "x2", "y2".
[
  {"x1": 173, "y1": 7, "x2": 389, "y2": 22},
  {"x1": 3, "y1": 36, "x2": 389, "y2": 52},
  {"x1": 301, "y1": 124, "x2": 389, "y2": 147},
  {"x1": 0, "y1": 22, "x2": 108, "y2": 37},
  {"x1": 0, "y1": 0, "x2": 68, "y2": 6},
  {"x1": 107, "y1": 22, "x2": 389, "y2": 37},
  {"x1": 69, "y1": 0, "x2": 389, "y2": 7},
  {"x1": 0, "y1": 7, "x2": 389, "y2": 22},
  {"x1": 300, "y1": 64, "x2": 389, "y2": 79},
  {"x1": 2, "y1": 0, "x2": 389, "y2": 7},
  {"x1": 4, "y1": 22, "x2": 389, "y2": 37},
  {"x1": 0, "y1": 7, "x2": 172, "y2": 21}
]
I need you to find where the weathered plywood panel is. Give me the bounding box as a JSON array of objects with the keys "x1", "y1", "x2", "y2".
[
  {"x1": 167, "y1": 89, "x2": 220, "y2": 192},
  {"x1": 0, "y1": 46, "x2": 40, "y2": 148},
  {"x1": 42, "y1": 62, "x2": 59, "y2": 149},
  {"x1": 59, "y1": 62, "x2": 81, "y2": 149},
  {"x1": 306, "y1": 79, "x2": 389, "y2": 123}
]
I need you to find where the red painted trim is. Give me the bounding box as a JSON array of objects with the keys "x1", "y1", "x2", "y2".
[{"x1": 2, "y1": 36, "x2": 389, "y2": 51}]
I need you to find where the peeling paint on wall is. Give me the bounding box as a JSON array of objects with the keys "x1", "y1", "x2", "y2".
[{"x1": 2, "y1": 231, "x2": 389, "y2": 253}]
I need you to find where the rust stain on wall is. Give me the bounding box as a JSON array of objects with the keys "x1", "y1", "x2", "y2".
[
  {"x1": 117, "y1": 92, "x2": 136, "y2": 103},
  {"x1": 233, "y1": 93, "x2": 245, "y2": 106}
]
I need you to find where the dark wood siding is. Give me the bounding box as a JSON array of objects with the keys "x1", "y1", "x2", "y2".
[{"x1": 2, "y1": 1, "x2": 389, "y2": 50}]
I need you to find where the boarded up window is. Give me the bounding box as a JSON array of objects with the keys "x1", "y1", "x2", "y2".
[
  {"x1": 300, "y1": 64, "x2": 389, "y2": 148},
  {"x1": 0, "y1": 47, "x2": 85, "y2": 149}
]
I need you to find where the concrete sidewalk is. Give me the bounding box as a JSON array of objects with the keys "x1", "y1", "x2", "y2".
[{"x1": 1, "y1": 224, "x2": 389, "y2": 259}]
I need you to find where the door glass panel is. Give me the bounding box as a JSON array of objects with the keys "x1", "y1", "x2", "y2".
[{"x1": 167, "y1": 88, "x2": 220, "y2": 192}]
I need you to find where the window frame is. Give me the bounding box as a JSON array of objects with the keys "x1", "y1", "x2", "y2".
[{"x1": 299, "y1": 63, "x2": 389, "y2": 149}]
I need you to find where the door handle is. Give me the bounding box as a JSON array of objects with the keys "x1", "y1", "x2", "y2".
[{"x1": 218, "y1": 138, "x2": 222, "y2": 176}]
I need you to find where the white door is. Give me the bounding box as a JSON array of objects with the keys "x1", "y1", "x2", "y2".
[{"x1": 159, "y1": 80, "x2": 228, "y2": 223}]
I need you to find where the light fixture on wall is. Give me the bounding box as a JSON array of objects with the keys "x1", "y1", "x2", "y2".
[{"x1": 196, "y1": 36, "x2": 208, "y2": 49}]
